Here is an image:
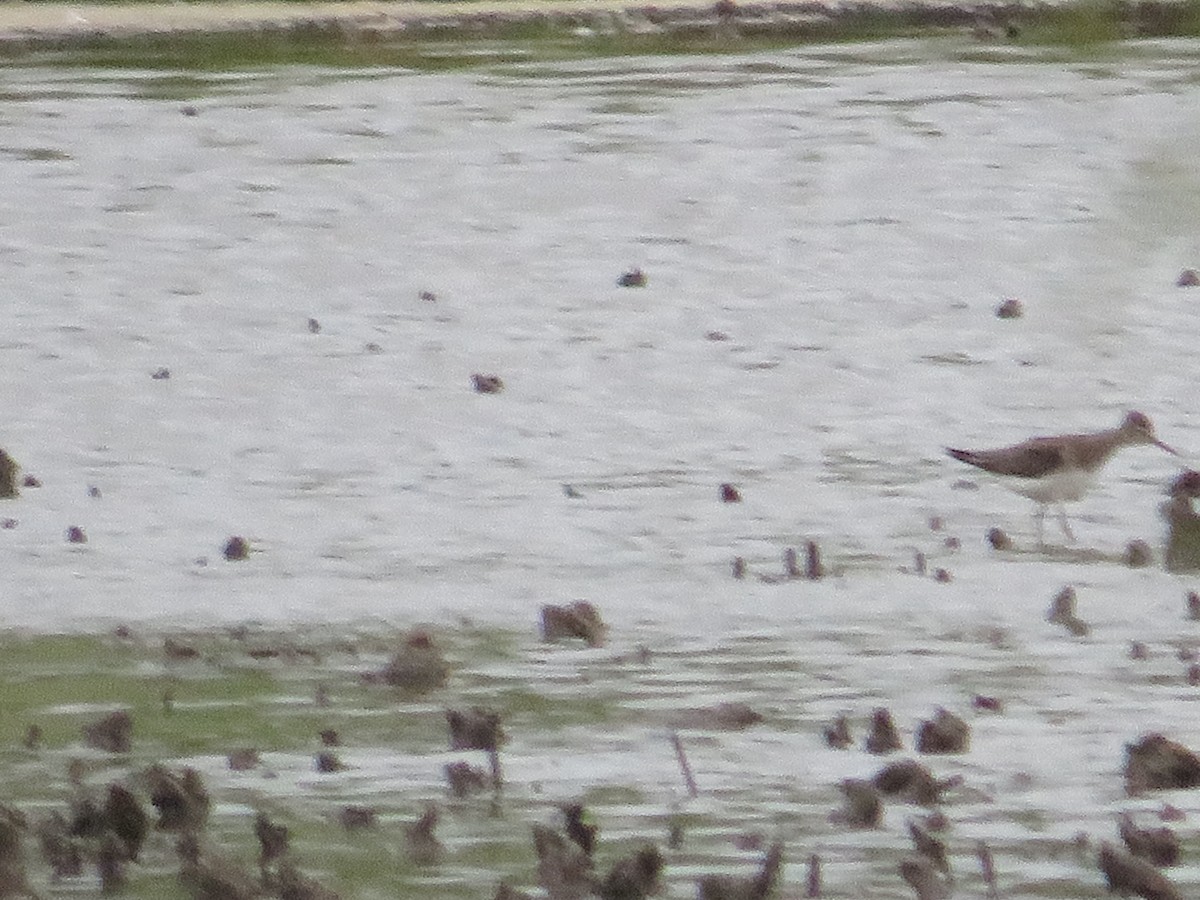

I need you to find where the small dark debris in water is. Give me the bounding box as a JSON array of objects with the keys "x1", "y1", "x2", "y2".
[
  {"x1": 21, "y1": 474, "x2": 40, "y2": 488},
  {"x1": 705, "y1": 330, "x2": 730, "y2": 341},
  {"x1": 1118, "y1": 811, "x2": 1179, "y2": 867},
  {"x1": 87, "y1": 484, "x2": 101, "y2": 499},
  {"x1": 995, "y1": 297, "x2": 1024, "y2": 319},
  {"x1": 1124, "y1": 733, "x2": 1200, "y2": 794},
  {"x1": 916, "y1": 708, "x2": 970, "y2": 754},
  {"x1": 952, "y1": 478, "x2": 979, "y2": 491},
  {"x1": 696, "y1": 840, "x2": 782, "y2": 900},
  {"x1": 1048, "y1": 585, "x2": 1089, "y2": 637},
  {"x1": 223, "y1": 536, "x2": 250, "y2": 561},
  {"x1": 972, "y1": 694, "x2": 1003, "y2": 713},
  {"x1": 943, "y1": 535, "x2": 960, "y2": 550},
  {"x1": 319, "y1": 728, "x2": 339, "y2": 747},
  {"x1": 1187, "y1": 664, "x2": 1200, "y2": 686},
  {"x1": 540, "y1": 600, "x2": 606, "y2": 647},
  {"x1": 562, "y1": 483, "x2": 583, "y2": 499},
  {"x1": 732, "y1": 556, "x2": 746, "y2": 579},
  {"x1": 719, "y1": 482, "x2": 741, "y2": 503},
  {"x1": 254, "y1": 811, "x2": 289, "y2": 868},
  {"x1": 598, "y1": 844, "x2": 662, "y2": 900},
  {"x1": 314, "y1": 751, "x2": 344, "y2": 773},
  {"x1": 164, "y1": 637, "x2": 199, "y2": 662},
  {"x1": 823, "y1": 715, "x2": 853, "y2": 749},
  {"x1": 833, "y1": 779, "x2": 882, "y2": 829},
  {"x1": 181, "y1": 105, "x2": 198, "y2": 117},
  {"x1": 226, "y1": 749, "x2": 259, "y2": 771},
  {"x1": 364, "y1": 341, "x2": 383, "y2": 354},
  {"x1": 445, "y1": 761, "x2": 490, "y2": 798},
  {"x1": 617, "y1": 267, "x2": 647, "y2": 288},
  {"x1": 406, "y1": 804, "x2": 443, "y2": 866},
  {"x1": 899, "y1": 854, "x2": 951, "y2": 900},
  {"x1": 0, "y1": 450, "x2": 19, "y2": 498},
  {"x1": 1130, "y1": 641, "x2": 1150, "y2": 661},
  {"x1": 378, "y1": 628, "x2": 449, "y2": 690},
  {"x1": 151, "y1": 367, "x2": 171, "y2": 380},
  {"x1": 339, "y1": 805, "x2": 377, "y2": 831},
  {"x1": 908, "y1": 819, "x2": 949, "y2": 875},
  {"x1": 912, "y1": 551, "x2": 927, "y2": 576},
  {"x1": 419, "y1": 290, "x2": 438, "y2": 302},
  {"x1": 446, "y1": 706, "x2": 503, "y2": 752},
  {"x1": 1, "y1": 518, "x2": 15, "y2": 529},
  {"x1": 873, "y1": 759, "x2": 949, "y2": 806},
  {"x1": 928, "y1": 515, "x2": 944, "y2": 531},
  {"x1": 307, "y1": 317, "x2": 321, "y2": 334},
  {"x1": 865, "y1": 707, "x2": 903, "y2": 754},
  {"x1": 65, "y1": 525, "x2": 87, "y2": 544},
  {"x1": 1176, "y1": 269, "x2": 1200, "y2": 287},
  {"x1": 114, "y1": 624, "x2": 133, "y2": 640},
  {"x1": 561, "y1": 803, "x2": 596, "y2": 856},
  {"x1": 670, "y1": 731, "x2": 699, "y2": 798},
  {"x1": 472, "y1": 373, "x2": 505, "y2": 394},
  {"x1": 83, "y1": 710, "x2": 132, "y2": 753},
  {"x1": 1124, "y1": 539, "x2": 1154, "y2": 568},
  {"x1": 1187, "y1": 591, "x2": 1200, "y2": 620},
  {"x1": 805, "y1": 540, "x2": 824, "y2": 580},
  {"x1": 23, "y1": 724, "x2": 42, "y2": 750},
  {"x1": 986, "y1": 527, "x2": 1013, "y2": 550},
  {"x1": 932, "y1": 568, "x2": 952, "y2": 583},
  {"x1": 1098, "y1": 841, "x2": 1184, "y2": 900}
]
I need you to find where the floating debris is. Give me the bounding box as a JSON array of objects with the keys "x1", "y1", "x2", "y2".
[
  {"x1": 21, "y1": 474, "x2": 39, "y2": 488},
  {"x1": 805, "y1": 540, "x2": 824, "y2": 580},
  {"x1": 563, "y1": 484, "x2": 583, "y2": 499},
  {"x1": 65, "y1": 525, "x2": 87, "y2": 544},
  {"x1": 670, "y1": 731, "x2": 699, "y2": 798},
  {"x1": 472, "y1": 373, "x2": 505, "y2": 394},
  {"x1": 222, "y1": 536, "x2": 250, "y2": 561},
  {"x1": 823, "y1": 715, "x2": 853, "y2": 749},
  {"x1": 972, "y1": 694, "x2": 1003, "y2": 713},
  {"x1": 1176, "y1": 269, "x2": 1199, "y2": 287},
  {"x1": 720, "y1": 483, "x2": 741, "y2": 503},
  {"x1": 1098, "y1": 841, "x2": 1183, "y2": 900},
  {"x1": 419, "y1": 290, "x2": 438, "y2": 302},
  {"x1": 83, "y1": 710, "x2": 132, "y2": 753},
  {"x1": 995, "y1": 297, "x2": 1024, "y2": 319},
  {"x1": 732, "y1": 557, "x2": 746, "y2": 580},
  {"x1": 617, "y1": 268, "x2": 647, "y2": 288},
  {"x1": 864, "y1": 708, "x2": 903, "y2": 754},
  {"x1": 1124, "y1": 733, "x2": 1200, "y2": 794},
  {"x1": 151, "y1": 367, "x2": 171, "y2": 380},
  {"x1": 315, "y1": 751, "x2": 344, "y2": 773},
  {"x1": 540, "y1": 601, "x2": 607, "y2": 647},
  {"x1": 1047, "y1": 586, "x2": 1089, "y2": 637},
  {"x1": 915, "y1": 708, "x2": 970, "y2": 754},
  {"x1": 307, "y1": 317, "x2": 321, "y2": 334}
]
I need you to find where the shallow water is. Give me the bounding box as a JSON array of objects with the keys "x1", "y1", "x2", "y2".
[{"x1": 4, "y1": 37, "x2": 1200, "y2": 897}]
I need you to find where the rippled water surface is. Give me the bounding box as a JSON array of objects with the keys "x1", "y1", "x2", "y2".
[{"x1": 5, "y1": 37, "x2": 1200, "y2": 898}]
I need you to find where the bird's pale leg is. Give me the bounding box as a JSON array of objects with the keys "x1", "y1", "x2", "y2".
[{"x1": 1056, "y1": 504, "x2": 1075, "y2": 543}]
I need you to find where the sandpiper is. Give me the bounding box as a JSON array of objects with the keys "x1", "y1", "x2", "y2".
[{"x1": 947, "y1": 411, "x2": 1177, "y2": 542}]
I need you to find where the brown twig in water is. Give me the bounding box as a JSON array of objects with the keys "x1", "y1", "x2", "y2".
[
  {"x1": 670, "y1": 731, "x2": 698, "y2": 797},
  {"x1": 977, "y1": 840, "x2": 998, "y2": 898}
]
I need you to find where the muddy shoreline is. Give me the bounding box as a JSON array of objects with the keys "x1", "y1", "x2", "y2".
[{"x1": 0, "y1": 0, "x2": 1058, "y2": 50}]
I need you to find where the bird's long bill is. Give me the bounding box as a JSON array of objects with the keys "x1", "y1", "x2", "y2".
[{"x1": 1156, "y1": 439, "x2": 1180, "y2": 456}]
